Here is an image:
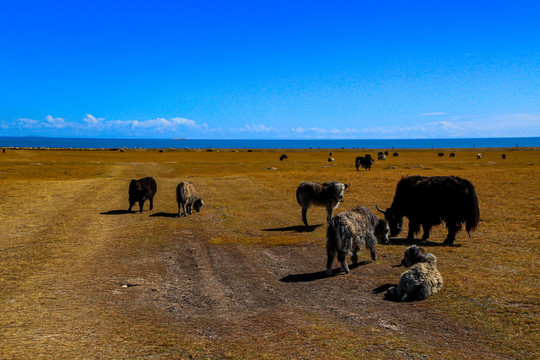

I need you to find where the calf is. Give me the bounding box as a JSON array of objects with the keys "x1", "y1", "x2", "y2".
[
  {"x1": 176, "y1": 182, "x2": 204, "y2": 217},
  {"x1": 128, "y1": 177, "x2": 157, "y2": 213},
  {"x1": 296, "y1": 181, "x2": 348, "y2": 226},
  {"x1": 326, "y1": 206, "x2": 389, "y2": 275},
  {"x1": 386, "y1": 245, "x2": 443, "y2": 301}
]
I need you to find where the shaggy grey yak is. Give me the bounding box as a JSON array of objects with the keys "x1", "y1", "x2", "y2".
[
  {"x1": 176, "y1": 182, "x2": 204, "y2": 217},
  {"x1": 296, "y1": 181, "x2": 348, "y2": 227},
  {"x1": 326, "y1": 206, "x2": 389, "y2": 275},
  {"x1": 128, "y1": 177, "x2": 157, "y2": 213},
  {"x1": 386, "y1": 245, "x2": 443, "y2": 301}
]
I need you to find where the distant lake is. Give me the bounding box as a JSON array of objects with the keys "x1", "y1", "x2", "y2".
[{"x1": 1, "y1": 137, "x2": 539, "y2": 149}]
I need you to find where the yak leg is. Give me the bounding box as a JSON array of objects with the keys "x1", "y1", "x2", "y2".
[
  {"x1": 326, "y1": 248, "x2": 336, "y2": 275},
  {"x1": 421, "y1": 224, "x2": 432, "y2": 241},
  {"x1": 301, "y1": 207, "x2": 309, "y2": 227},
  {"x1": 351, "y1": 250, "x2": 358, "y2": 265},
  {"x1": 128, "y1": 201, "x2": 135, "y2": 212},
  {"x1": 407, "y1": 221, "x2": 420, "y2": 241},
  {"x1": 326, "y1": 204, "x2": 335, "y2": 223},
  {"x1": 187, "y1": 204, "x2": 192, "y2": 215},
  {"x1": 444, "y1": 222, "x2": 461, "y2": 245},
  {"x1": 177, "y1": 203, "x2": 182, "y2": 217},
  {"x1": 138, "y1": 200, "x2": 144, "y2": 213},
  {"x1": 338, "y1": 251, "x2": 349, "y2": 274},
  {"x1": 149, "y1": 196, "x2": 154, "y2": 211}
]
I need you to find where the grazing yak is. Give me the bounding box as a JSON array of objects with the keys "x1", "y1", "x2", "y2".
[
  {"x1": 128, "y1": 177, "x2": 157, "y2": 213},
  {"x1": 450, "y1": 152, "x2": 455, "y2": 158},
  {"x1": 280, "y1": 154, "x2": 288, "y2": 161},
  {"x1": 502, "y1": 154, "x2": 506, "y2": 159},
  {"x1": 378, "y1": 154, "x2": 387, "y2": 160},
  {"x1": 326, "y1": 206, "x2": 389, "y2": 275},
  {"x1": 477, "y1": 153, "x2": 483, "y2": 159},
  {"x1": 355, "y1": 155, "x2": 374, "y2": 171},
  {"x1": 296, "y1": 181, "x2": 348, "y2": 227},
  {"x1": 438, "y1": 152, "x2": 444, "y2": 157},
  {"x1": 328, "y1": 157, "x2": 335, "y2": 162},
  {"x1": 386, "y1": 245, "x2": 443, "y2": 302},
  {"x1": 376, "y1": 175, "x2": 480, "y2": 245},
  {"x1": 176, "y1": 182, "x2": 204, "y2": 217},
  {"x1": 393, "y1": 152, "x2": 399, "y2": 157}
]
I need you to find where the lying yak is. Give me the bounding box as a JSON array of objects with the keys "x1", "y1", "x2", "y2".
[
  {"x1": 296, "y1": 181, "x2": 348, "y2": 227},
  {"x1": 128, "y1": 177, "x2": 157, "y2": 213},
  {"x1": 326, "y1": 206, "x2": 389, "y2": 275},
  {"x1": 176, "y1": 182, "x2": 204, "y2": 217},
  {"x1": 386, "y1": 245, "x2": 443, "y2": 302},
  {"x1": 377, "y1": 175, "x2": 479, "y2": 245}
]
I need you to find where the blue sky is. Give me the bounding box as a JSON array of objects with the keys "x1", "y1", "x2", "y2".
[{"x1": 1, "y1": 0, "x2": 539, "y2": 139}]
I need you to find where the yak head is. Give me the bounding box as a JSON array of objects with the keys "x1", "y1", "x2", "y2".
[
  {"x1": 374, "y1": 219, "x2": 390, "y2": 244},
  {"x1": 401, "y1": 245, "x2": 426, "y2": 267},
  {"x1": 376, "y1": 205, "x2": 403, "y2": 237},
  {"x1": 193, "y1": 199, "x2": 204, "y2": 212},
  {"x1": 333, "y1": 182, "x2": 347, "y2": 201}
]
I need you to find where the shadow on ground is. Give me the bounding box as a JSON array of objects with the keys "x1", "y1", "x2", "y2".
[
  {"x1": 149, "y1": 212, "x2": 179, "y2": 218},
  {"x1": 262, "y1": 224, "x2": 322, "y2": 233},
  {"x1": 385, "y1": 238, "x2": 461, "y2": 247},
  {"x1": 100, "y1": 209, "x2": 133, "y2": 215},
  {"x1": 280, "y1": 261, "x2": 371, "y2": 283}
]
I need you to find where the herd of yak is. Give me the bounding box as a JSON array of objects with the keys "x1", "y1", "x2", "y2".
[{"x1": 128, "y1": 153, "x2": 480, "y2": 302}]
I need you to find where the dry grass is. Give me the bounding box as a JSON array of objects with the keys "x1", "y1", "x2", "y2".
[{"x1": 0, "y1": 147, "x2": 538, "y2": 359}]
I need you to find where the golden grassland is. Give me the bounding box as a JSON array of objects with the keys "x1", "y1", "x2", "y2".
[{"x1": 0, "y1": 147, "x2": 538, "y2": 359}]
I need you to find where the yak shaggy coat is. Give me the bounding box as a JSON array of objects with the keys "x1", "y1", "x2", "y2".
[
  {"x1": 176, "y1": 182, "x2": 204, "y2": 217},
  {"x1": 377, "y1": 175, "x2": 480, "y2": 245},
  {"x1": 387, "y1": 245, "x2": 443, "y2": 302},
  {"x1": 128, "y1": 177, "x2": 157, "y2": 213},
  {"x1": 296, "y1": 181, "x2": 348, "y2": 227},
  {"x1": 326, "y1": 206, "x2": 389, "y2": 275}
]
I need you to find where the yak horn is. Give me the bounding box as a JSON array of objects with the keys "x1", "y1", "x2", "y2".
[{"x1": 375, "y1": 205, "x2": 386, "y2": 214}]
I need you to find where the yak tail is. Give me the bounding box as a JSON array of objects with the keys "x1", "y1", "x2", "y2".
[
  {"x1": 326, "y1": 220, "x2": 344, "y2": 251},
  {"x1": 465, "y1": 180, "x2": 480, "y2": 235},
  {"x1": 296, "y1": 186, "x2": 303, "y2": 206}
]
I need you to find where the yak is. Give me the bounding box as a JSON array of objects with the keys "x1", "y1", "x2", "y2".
[
  {"x1": 355, "y1": 155, "x2": 374, "y2": 171},
  {"x1": 376, "y1": 175, "x2": 479, "y2": 245},
  {"x1": 128, "y1": 177, "x2": 157, "y2": 213},
  {"x1": 296, "y1": 181, "x2": 348, "y2": 227},
  {"x1": 386, "y1": 245, "x2": 443, "y2": 301},
  {"x1": 176, "y1": 182, "x2": 204, "y2": 217},
  {"x1": 326, "y1": 206, "x2": 389, "y2": 275}
]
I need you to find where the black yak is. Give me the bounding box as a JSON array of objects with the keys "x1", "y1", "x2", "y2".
[
  {"x1": 355, "y1": 155, "x2": 374, "y2": 171},
  {"x1": 376, "y1": 175, "x2": 479, "y2": 245},
  {"x1": 128, "y1": 177, "x2": 157, "y2": 213}
]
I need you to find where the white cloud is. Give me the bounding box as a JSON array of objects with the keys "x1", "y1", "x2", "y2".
[
  {"x1": 45, "y1": 115, "x2": 67, "y2": 128},
  {"x1": 288, "y1": 113, "x2": 540, "y2": 139},
  {"x1": 232, "y1": 124, "x2": 278, "y2": 133},
  {"x1": 18, "y1": 118, "x2": 40, "y2": 129},
  {"x1": 83, "y1": 114, "x2": 104, "y2": 127}
]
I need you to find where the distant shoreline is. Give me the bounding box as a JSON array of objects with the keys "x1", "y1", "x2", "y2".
[{"x1": 1, "y1": 136, "x2": 539, "y2": 150}]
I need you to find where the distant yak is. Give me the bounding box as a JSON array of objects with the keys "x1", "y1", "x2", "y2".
[{"x1": 355, "y1": 155, "x2": 374, "y2": 171}]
